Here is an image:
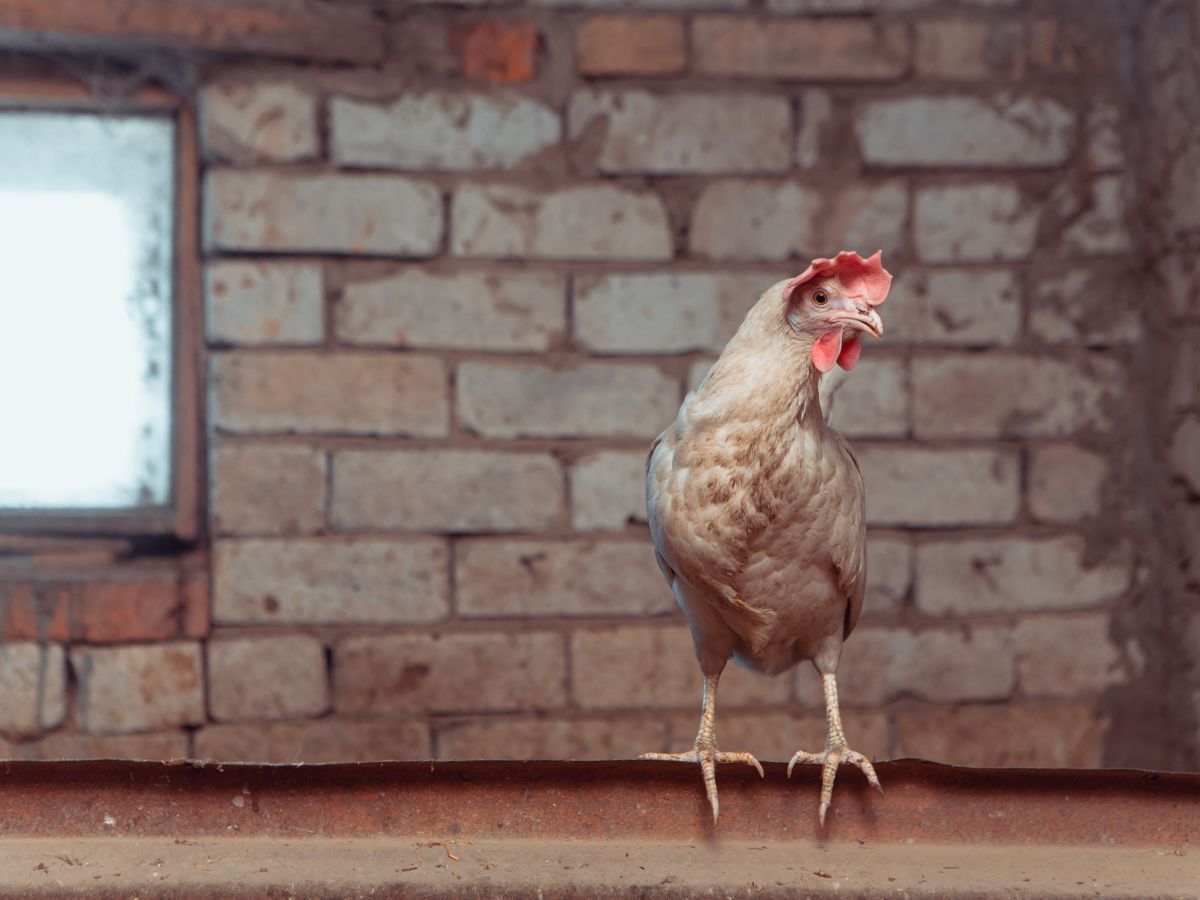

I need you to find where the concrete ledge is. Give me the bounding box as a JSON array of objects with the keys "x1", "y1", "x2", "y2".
[{"x1": 0, "y1": 759, "x2": 1196, "y2": 896}]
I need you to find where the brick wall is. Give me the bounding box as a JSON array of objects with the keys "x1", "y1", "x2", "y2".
[{"x1": 0, "y1": 0, "x2": 1195, "y2": 770}]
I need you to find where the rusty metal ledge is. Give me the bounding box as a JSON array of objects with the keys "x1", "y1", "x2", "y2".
[{"x1": 0, "y1": 759, "x2": 1196, "y2": 847}]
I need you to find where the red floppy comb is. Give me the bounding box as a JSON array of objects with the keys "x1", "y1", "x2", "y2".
[
  {"x1": 786, "y1": 250, "x2": 893, "y2": 374},
  {"x1": 784, "y1": 249, "x2": 893, "y2": 306}
]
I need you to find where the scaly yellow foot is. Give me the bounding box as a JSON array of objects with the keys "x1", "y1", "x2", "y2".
[
  {"x1": 787, "y1": 742, "x2": 881, "y2": 826},
  {"x1": 640, "y1": 744, "x2": 764, "y2": 823}
]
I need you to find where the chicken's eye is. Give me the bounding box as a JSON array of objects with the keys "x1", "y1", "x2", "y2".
[{"x1": 812, "y1": 290, "x2": 829, "y2": 307}]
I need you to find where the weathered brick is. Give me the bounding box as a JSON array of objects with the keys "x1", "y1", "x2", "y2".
[
  {"x1": 865, "y1": 535, "x2": 911, "y2": 615},
  {"x1": 205, "y1": 262, "x2": 323, "y2": 346},
  {"x1": 857, "y1": 95, "x2": 1073, "y2": 168},
  {"x1": 824, "y1": 181, "x2": 909, "y2": 259},
  {"x1": 574, "y1": 273, "x2": 718, "y2": 354},
  {"x1": 208, "y1": 635, "x2": 329, "y2": 723},
  {"x1": 765, "y1": 0, "x2": 928, "y2": 10},
  {"x1": 214, "y1": 538, "x2": 449, "y2": 625},
  {"x1": 857, "y1": 445, "x2": 1019, "y2": 527},
  {"x1": 335, "y1": 632, "x2": 567, "y2": 715},
  {"x1": 914, "y1": 18, "x2": 1022, "y2": 80},
  {"x1": 0, "y1": 644, "x2": 65, "y2": 735},
  {"x1": 690, "y1": 180, "x2": 905, "y2": 261},
  {"x1": 569, "y1": 89, "x2": 790, "y2": 174},
  {"x1": 912, "y1": 354, "x2": 1121, "y2": 438},
  {"x1": 73, "y1": 578, "x2": 180, "y2": 643},
  {"x1": 13, "y1": 730, "x2": 188, "y2": 761},
  {"x1": 337, "y1": 269, "x2": 565, "y2": 352},
  {"x1": 181, "y1": 572, "x2": 210, "y2": 640},
  {"x1": 0, "y1": 584, "x2": 70, "y2": 642},
  {"x1": 330, "y1": 91, "x2": 559, "y2": 170},
  {"x1": 1160, "y1": 252, "x2": 1200, "y2": 321},
  {"x1": 573, "y1": 271, "x2": 776, "y2": 355},
  {"x1": 1027, "y1": 18, "x2": 1086, "y2": 77},
  {"x1": 570, "y1": 451, "x2": 648, "y2": 530},
  {"x1": 458, "y1": 21, "x2": 538, "y2": 84},
  {"x1": 915, "y1": 182, "x2": 1038, "y2": 263},
  {"x1": 211, "y1": 444, "x2": 326, "y2": 536},
  {"x1": 1170, "y1": 415, "x2": 1200, "y2": 493},
  {"x1": 199, "y1": 80, "x2": 318, "y2": 163},
  {"x1": 457, "y1": 539, "x2": 670, "y2": 617},
  {"x1": 0, "y1": 0, "x2": 385, "y2": 63},
  {"x1": 457, "y1": 362, "x2": 678, "y2": 439},
  {"x1": 571, "y1": 625, "x2": 790, "y2": 709},
  {"x1": 824, "y1": 355, "x2": 908, "y2": 438},
  {"x1": 714, "y1": 709, "x2": 889, "y2": 763},
  {"x1": 205, "y1": 170, "x2": 443, "y2": 256},
  {"x1": 1028, "y1": 267, "x2": 1141, "y2": 346},
  {"x1": 895, "y1": 703, "x2": 1109, "y2": 768},
  {"x1": 1028, "y1": 444, "x2": 1108, "y2": 523},
  {"x1": 72, "y1": 643, "x2": 203, "y2": 735},
  {"x1": 886, "y1": 269, "x2": 1021, "y2": 346},
  {"x1": 693, "y1": 17, "x2": 907, "y2": 80},
  {"x1": 451, "y1": 183, "x2": 672, "y2": 260},
  {"x1": 576, "y1": 15, "x2": 685, "y2": 76},
  {"x1": 332, "y1": 450, "x2": 562, "y2": 533},
  {"x1": 916, "y1": 536, "x2": 1133, "y2": 616},
  {"x1": 1085, "y1": 100, "x2": 1126, "y2": 172},
  {"x1": 1015, "y1": 613, "x2": 1127, "y2": 697},
  {"x1": 535, "y1": 0, "x2": 748, "y2": 7},
  {"x1": 195, "y1": 719, "x2": 430, "y2": 763},
  {"x1": 1057, "y1": 175, "x2": 1134, "y2": 256},
  {"x1": 807, "y1": 625, "x2": 1015, "y2": 706},
  {"x1": 1171, "y1": 332, "x2": 1200, "y2": 413},
  {"x1": 795, "y1": 88, "x2": 833, "y2": 169},
  {"x1": 438, "y1": 715, "x2": 668, "y2": 759},
  {"x1": 211, "y1": 352, "x2": 448, "y2": 437},
  {"x1": 690, "y1": 181, "x2": 812, "y2": 261}
]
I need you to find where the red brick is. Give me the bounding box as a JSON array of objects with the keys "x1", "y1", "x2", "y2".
[
  {"x1": 180, "y1": 572, "x2": 210, "y2": 639},
  {"x1": 73, "y1": 577, "x2": 180, "y2": 643},
  {"x1": 457, "y1": 22, "x2": 538, "y2": 85},
  {"x1": 0, "y1": 584, "x2": 70, "y2": 642},
  {"x1": 0, "y1": 0, "x2": 385, "y2": 63},
  {"x1": 693, "y1": 17, "x2": 908, "y2": 80},
  {"x1": 576, "y1": 15, "x2": 686, "y2": 77}
]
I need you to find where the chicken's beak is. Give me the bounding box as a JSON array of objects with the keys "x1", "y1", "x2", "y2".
[{"x1": 835, "y1": 308, "x2": 884, "y2": 340}]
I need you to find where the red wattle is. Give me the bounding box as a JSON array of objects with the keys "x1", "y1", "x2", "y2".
[
  {"x1": 837, "y1": 336, "x2": 862, "y2": 370},
  {"x1": 812, "y1": 330, "x2": 843, "y2": 373}
]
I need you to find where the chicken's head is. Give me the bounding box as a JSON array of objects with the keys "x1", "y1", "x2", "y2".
[{"x1": 783, "y1": 250, "x2": 892, "y2": 373}]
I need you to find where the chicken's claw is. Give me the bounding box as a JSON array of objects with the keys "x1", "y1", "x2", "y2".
[
  {"x1": 787, "y1": 744, "x2": 881, "y2": 827},
  {"x1": 639, "y1": 746, "x2": 764, "y2": 823}
]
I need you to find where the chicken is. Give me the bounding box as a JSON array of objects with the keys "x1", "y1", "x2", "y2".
[{"x1": 641, "y1": 250, "x2": 892, "y2": 825}]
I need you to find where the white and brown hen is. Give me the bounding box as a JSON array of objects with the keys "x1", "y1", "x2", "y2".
[{"x1": 642, "y1": 250, "x2": 892, "y2": 825}]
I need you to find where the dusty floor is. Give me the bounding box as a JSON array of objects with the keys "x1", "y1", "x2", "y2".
[{"x1": 2, "y1": 836, "x2": 1196, "y2": 898}]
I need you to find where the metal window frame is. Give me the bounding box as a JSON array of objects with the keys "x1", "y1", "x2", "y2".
[{"x1": 0, "y1": 78, "x2": 201, "y2": 540}]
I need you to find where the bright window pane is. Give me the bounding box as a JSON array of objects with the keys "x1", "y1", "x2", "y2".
[{"x1": 0, "y1": 111, "x2": 175, "y2": 509}]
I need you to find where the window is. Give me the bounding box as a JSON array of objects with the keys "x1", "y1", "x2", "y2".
[{"x1": 0, "y1": 84, "x2": 199, "y2": 537}]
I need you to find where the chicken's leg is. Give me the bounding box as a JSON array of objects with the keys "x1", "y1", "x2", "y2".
[
  {"x1": 787, "y1": 671, "x2": 882, "y2": 826},
  {"x1": 639, "y1": 671, "x2": 763, "y2": 822}
]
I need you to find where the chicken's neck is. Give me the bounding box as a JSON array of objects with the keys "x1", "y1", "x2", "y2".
[{"x1": 694, "y1": 334, "x2": 826, "y2": 437}]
